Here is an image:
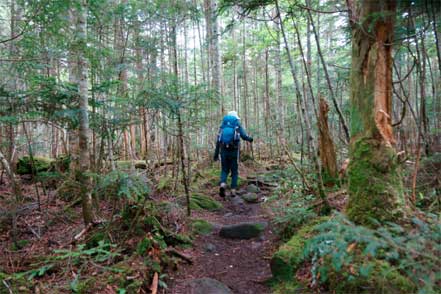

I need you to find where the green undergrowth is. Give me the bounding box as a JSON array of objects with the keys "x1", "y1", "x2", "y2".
[
  {"x1": 0, "y1": 170, "x2": 192, "y2": 293},
  {"x1": 265, "y1": 167, "x2": 319, "y2": 240},
  {"x1": 412, "y1": 152, "x2": 441, "y2": 212},
  {"x1": 270, "y1": 211, "x2": 439, "y2": 294}
]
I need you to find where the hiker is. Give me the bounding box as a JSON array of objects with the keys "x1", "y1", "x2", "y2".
[{"x1": 213, "y1": 111, "x2": 253, "y2": 197}]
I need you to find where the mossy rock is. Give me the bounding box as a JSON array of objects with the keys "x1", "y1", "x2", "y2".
[
  {"x1": 56, "y1": 179, "x2": 82, "y2": 202},
  {"x1": 327, "y1": 259, "x2": 416, "y2": 294},
  {"x1": 270, "y1": 217, "x2": 329, "y2": 281},
  {"x1": 246, "y1": 184, "x2": 260, "y2": 193},
  {"x1": 16, "y1": 156, "x2": 54, "y2": 175},
  {"x1": 179, "y1": 193, "x2": 222, "y2": 211},
  {"x1": 219, "y1": 222, "x2": 267, "y2": 239},
  {"x1": 191, "y1": 219, "x2": 214, "y2": 235},
  {"x1": 242, "y1": 192, "x2": 259, "y2": 203}
]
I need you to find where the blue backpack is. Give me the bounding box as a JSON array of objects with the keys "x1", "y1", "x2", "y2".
[{"x1": 218, "y1": 115, "x2": 240, "y2": 148}]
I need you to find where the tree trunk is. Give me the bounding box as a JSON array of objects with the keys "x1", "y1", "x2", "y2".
[
  {"x1": 0, "y1": 150, "x2": 22, "y2": 201},
  {"x1": 75, "y1": 0, "x2": 95, "y2": 225},
  {"x1": 346, "y1": 0, "x2": 407, "y2": 225},
  {"x1": 275, "y1": 0, "x2": 328, "y2": 208},
  {"x1": 318, "y1": 98, "x2": 338, "y2": 181}
]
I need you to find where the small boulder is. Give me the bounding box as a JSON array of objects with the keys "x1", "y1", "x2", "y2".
[
  {"x1": 204, "y1": 243, "x2": 216, "y2": 252},
  {"x1": 219, "y1": 222, "x2": 267, "y2": 239},
  {"x1": 187, "y1": 278, "x2": 233, "y2": 294},
  {"x1": 246, "y1": 184, "x2": 260, "y2": 193},
  {"x1": 242, "y1": 192, "x2": 259, "y2": 203}
]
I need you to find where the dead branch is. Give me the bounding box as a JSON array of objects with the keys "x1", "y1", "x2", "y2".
[
  {"x1": 166, "y1": 247, "x2": 193, "y2": 264},
  {"x1": 150, "y1": 272, "x2": 159, "y2": 294}
]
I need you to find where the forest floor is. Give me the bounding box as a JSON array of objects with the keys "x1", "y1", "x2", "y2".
[{"x1": 168, "y1": 169, "x2": 278, "y2": 294}]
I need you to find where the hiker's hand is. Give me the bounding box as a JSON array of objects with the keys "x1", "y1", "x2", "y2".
[
  {"x1": 249, "y1": 137, "x2": 253, "y2": 143},
  {"x1": 213, "y1": 155, "x2": 219, "y2": 162}
]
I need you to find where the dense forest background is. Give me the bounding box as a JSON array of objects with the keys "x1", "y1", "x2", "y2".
[
  {"x1": 1, "y1": 0, "x2": 438, "y2": 166},
  {"x1": 0, "y1": 0, "x2": 440, "y2": 293}
]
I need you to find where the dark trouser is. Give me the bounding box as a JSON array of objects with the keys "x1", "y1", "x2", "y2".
[{"x1": 220, "y1": 148, "x2": 239, "y2": 189}]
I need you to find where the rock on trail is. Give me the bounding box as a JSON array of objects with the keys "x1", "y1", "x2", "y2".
[
  {"x1": 187, "y1": 278, "x2": 234, "y2": 294},
  {"x1": 219, "y1": 222, "x2": 268, "y2": 239}
]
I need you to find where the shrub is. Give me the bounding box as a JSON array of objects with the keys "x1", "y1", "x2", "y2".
[{"x1": 303, "y1": 213, "x2": 440, "y2": 294}]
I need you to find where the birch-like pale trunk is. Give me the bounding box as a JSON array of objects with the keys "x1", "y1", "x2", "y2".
[{"x1": 75, "y1": 0, "x2": 94, "y2": 225}]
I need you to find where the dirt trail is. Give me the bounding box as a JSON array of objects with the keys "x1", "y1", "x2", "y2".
[{"x1": 168, "y1": 184, "x2": 276, "y2": 294}]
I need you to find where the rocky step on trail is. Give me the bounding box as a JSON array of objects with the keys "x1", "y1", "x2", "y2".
[{"x1": 168, "y1": 182, "x2": 277, "y2": 294}]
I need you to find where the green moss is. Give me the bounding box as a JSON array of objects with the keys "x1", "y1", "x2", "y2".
[
  {"x1": 16, "y1": 156, "x2": 54, "y2": 174},
  {"x1": 347, "y1": 138, "x2": 407, "y2": 226},
  {"x1": 182, "y1": 193, "x2": 222, "y2": 211},
  {"x1": 270, "y1": 217, "x2": 329, "y2": 281},
  {"x1": 327, "y1": 259, "x2": 416, "y2": 294},
  {"x1": 191, "y1": 219, "x2": 214, "y2": 235},
  {"x1": 271, "y1": 280, "x2": 311, "y2": 294}
]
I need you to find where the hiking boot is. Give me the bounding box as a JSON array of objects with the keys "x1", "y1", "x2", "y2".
[
  {"x1": 219, "y1": 183, "x2": 227, "y2": 198},
  {"x1": 230, "y1": 189, "x2": 237, "y2": 197}
]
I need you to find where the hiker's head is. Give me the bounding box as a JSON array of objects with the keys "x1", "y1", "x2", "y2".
[{"x1": 227, "y1": 111, "x2": 240, "y2": 120}]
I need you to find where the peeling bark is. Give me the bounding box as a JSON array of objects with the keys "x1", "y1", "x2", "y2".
[
  {"x1": 318, "y1": 98, "x2": 337, "y2": 180},
  {"x1": 347, "y1": 0, "x2": 407, "y2": 226}
]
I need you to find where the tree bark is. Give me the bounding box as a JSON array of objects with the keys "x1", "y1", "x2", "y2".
[
  {"x1": 75, "y1": 0, "x2": 95, "y2": 225},
  {"x1": 347, "y1": 0, "x2": 407, "y2": 225},
  {"x1": 318, "y1": 98, "x2": 338, "y2": 180}
]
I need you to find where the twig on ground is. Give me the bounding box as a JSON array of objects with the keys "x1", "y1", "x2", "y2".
[
  {"x1": 166, "y1": 247, "x2": 193, "y2": 264},
  {"x1": 23, "y1": 219, "x2": 41, "y2": 239},
  {"x1": 2, "y1": 280, "x2": 13, "y2": 294},
  {"x1": 74, "y1": 224, "x2": 92, "y2": 241}
]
